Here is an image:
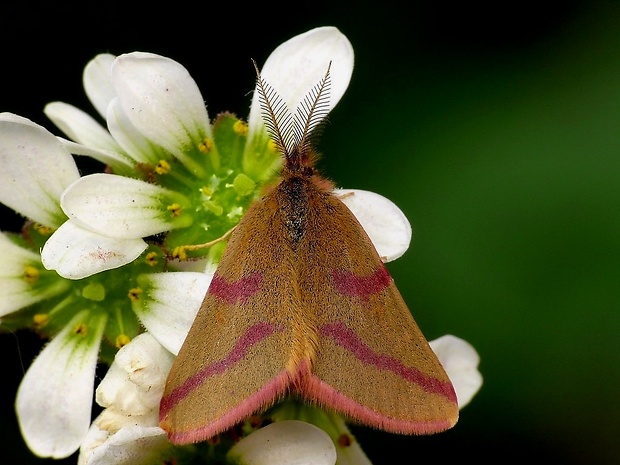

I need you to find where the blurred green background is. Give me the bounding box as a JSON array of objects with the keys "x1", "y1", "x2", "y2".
[{"x1": 1, "y1": 1, "x2": 619, "y2": 463}]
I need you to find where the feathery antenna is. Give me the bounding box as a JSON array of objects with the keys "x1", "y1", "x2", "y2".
[{"x1": 252, "y1": 59, "x2": 331, "y2": 171}]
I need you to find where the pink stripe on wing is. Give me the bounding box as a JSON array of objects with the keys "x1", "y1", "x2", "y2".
[
  {"x1": 168, "y1": 370, "x2": 291, "y2": 443},
  {"x1": 208, "y1": 271, "x2": 263, "y2": 304},
  {"x1": 319, "y1": 321, "x2": 456, "y2": 402},
  {"x1": 160, "y1": 322, "x2": 283, "y2": 417},
  {"x1": 332, "y1": 264, "x2": 391, "y2": 299}
]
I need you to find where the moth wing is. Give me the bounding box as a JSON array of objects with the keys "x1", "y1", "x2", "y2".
[
  {"x1": 299, "y1": 191, "x2": 459, "y2": 434},
  {"x1": 160, "y1": 191, "x2": 299, "y2": 444}
]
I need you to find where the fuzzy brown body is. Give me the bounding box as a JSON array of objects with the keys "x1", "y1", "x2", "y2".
[{"x1": 159, "y1": 168, "x2": 458, "y2": 444}]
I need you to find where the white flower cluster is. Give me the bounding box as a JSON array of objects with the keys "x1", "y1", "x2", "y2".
[{"x1": 0, "y1": 26, "x2": 482, "y2": 465}]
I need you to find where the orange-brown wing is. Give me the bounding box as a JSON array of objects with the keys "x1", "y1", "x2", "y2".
[
  {"x1": 297, "y1": 189, "x2": 459, "y2": 434},
  {"x1": 159, "y1": 190, "x2": 307, "y2": 444}
]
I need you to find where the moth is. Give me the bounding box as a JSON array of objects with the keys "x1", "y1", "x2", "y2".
[{"x1": 159, "y1": 60, "x2": 458, "y2": 444}]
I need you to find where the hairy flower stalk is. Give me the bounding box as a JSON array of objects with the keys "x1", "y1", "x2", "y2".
[{"x1": 0, "y1": 26, "x2": 482, "y2": 464}]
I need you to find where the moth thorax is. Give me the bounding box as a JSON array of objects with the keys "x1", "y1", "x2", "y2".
[{"x1": 278, "y1": 176, "x2": 310, "y2": 245}]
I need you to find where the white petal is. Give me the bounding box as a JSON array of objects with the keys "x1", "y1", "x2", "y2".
[
  {"x1": 228, "y1": 420, "x2": 337, "y2": 465},
  {"x1": 89, "y1": 409, "x2": 160, "y2": 435},
  {"x1": 83, "y1": 53, "x2": 117, "y2": 120},
  {"x1": 134, "y1": 272, "x2": 212, "y2": 355},
  {"x1": 79, "y1": 420, "x2": 169, "y2": 465},
  {"x1": 61, "y1": 173, "x2": 184, "y2": 239},
  {"x1": 0, "y1": 112, "x2": 40, "y2": 125},
  {"x1": 44, "y1": 102, "x2": 125, "y2": 155},
  {"x1": 80, "y1": 333, "x2": 173, "y2": 465},
  {"x1": 112, "y1": 52, "x2": 211, "y2": 167},
  {"x1": 96, "y1": 333, "x2": 173, "y2": 414},
  {"x1": 0, "y1": 114, "x2": 79, "y2": 227},
  {"x1": 430, "y1": 335, "x2": 483, "y2": 409},
  {"x1": 16, "y1": 310, "x2": 107, "y2": 459},
  {"x1": 0, "y1": 277, "x2": 43, "y2": 317},
  {"x1": 0, "y1": 232, "x2": 46, "y2": 316},
  {"x1": 41, "y1": 221, "x2": 147, "y2": 279},
  {"x1": 96, "y1": 362, "x2": 138, "y2": 412},
  {"x1": 0, "y1": 233, "x2": 40, "y2": 272},
  {"x1": 336, "y1": 189, "x2": 412, "y2": 262},
  {"x1": 58, "y1": 137, "x2": 136, "y2": 171},
  {"x1": 106, "y1": 98, "x2": 161, "y2": 165},
  {"x1": 248, "y1": 26, "x2": 354, "y2": 139}
]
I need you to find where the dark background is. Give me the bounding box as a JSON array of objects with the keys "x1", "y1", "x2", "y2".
[{"x1": 1, "y1": 1, "x2": 619, "y2": 463}]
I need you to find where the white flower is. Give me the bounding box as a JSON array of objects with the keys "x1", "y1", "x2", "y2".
[
  {"x1": 0, "y1": 114, "x2": 143, "y2": 459},
  {"x1": 42, "y1": 26, "x2": 410, "y2": 279},
  {"x1": 0, "y1": 116, "x2": 211, "y2": 459},
  {"x1": 78, "y1": 333, "x2": 173, "y2": 465},
  {"x1": 0, "y1": 113, "x2": 148, "y2": 279},
  {"x1": 16, "y1": 311, "x2": 107, "y2": 459},
  {"x1": 42, "y1": 50, "x2": 222, "y2": 278}
]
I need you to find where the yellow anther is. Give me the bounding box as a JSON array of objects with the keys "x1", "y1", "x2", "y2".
[
  {"x1": 23, "y1": 265, "x2": 40, "y2": 283},
  {"x1": 233, "y1": 119, "x2": 248, "y2": 136},
  {"x1": 155, "y1": 159, "x2": 171, "y2": 175},
  {"x1": 128, "y1": 288, "x2": 143, "y2": 302},
  {"x1": 115, "y1": 334, "x2": 131, "y2": 348},
  {"x1": 167, "y1": 203, "x2": 182, "y2": 217},
  {"x1": 198, "y1": 138, "x2": 213, "y2": 154},
  {"x1": 33, "y1": 313, "x2": 49, "y2": 328},
  {"x1": 145, "y1": 251, "x2": 158, "y2": 267},
  {"x1": 74, "y1": 323, "x2": 88, "y2": 336},
  {"x1": 34, "y1": 223, "x2": 53, "y2": 236},
  {"x1": 171, "y1": 246, "x2": 187, "y2": 261}
]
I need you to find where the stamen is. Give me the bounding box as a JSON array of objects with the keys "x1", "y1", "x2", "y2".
[
  {"x1": 233, "y1": 120, "x2": 248, "y2": 136},
  {"x1": 23, "y1": 265, "x2": 40, "y2": 283},
  {"x1": 34, "y1": 223, "x2": 54, "y2": 236},
  {"x1": 145, "y1": 252, "x2": 159, "y2": 267},
  {"x1": 156, "y1": 159, "x2": 172, "y2": 175},
  {"x1": 115, "y1": 334, "x2": 131, "y2": 348},
  {"x1": 198, "y1": 138, "x2": 213, "y2": 154},
  {"x1": 172, "y1": 228, "x2": 235, "y2": 261},
  {"x1": 73, "y1": 323, "x2": 88, "y2": 336},
  {"x1": 171, "y1": 246, "x2": 187, "y2": 261},
  {"x1": 167, "y1": 203, "x2": 183, "y2": 217},
  {"x1": 128, "y1": 288, "x2": 143, "y2": 302},
  {"x1": 33, "y1": 313, "x2": 49, "y2": 328}
]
